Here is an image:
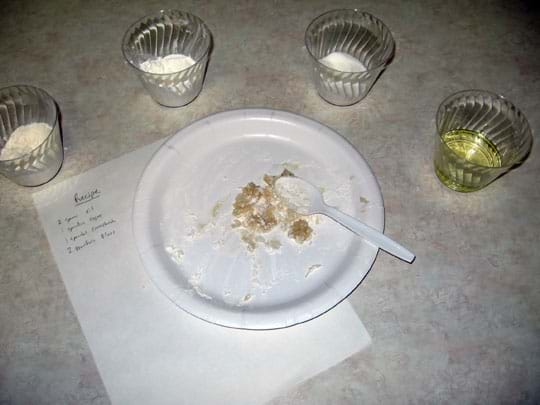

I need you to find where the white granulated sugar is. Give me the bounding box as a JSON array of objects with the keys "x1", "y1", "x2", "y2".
[
  {"x1": 0, "y1": 123, "x2": 52, "y2": 161},
  {"x1": 139, "y1": 54, "x2": 196, "y2": 74},
  {"x1": 319, "y1": 52, "x2": 366, "y2": 73}
]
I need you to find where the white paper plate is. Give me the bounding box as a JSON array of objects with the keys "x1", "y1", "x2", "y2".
[{"x1": 133, "y1": 109, "x2": 384, "y2": 329}]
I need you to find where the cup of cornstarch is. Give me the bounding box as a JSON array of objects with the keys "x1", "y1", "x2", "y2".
[
  {"x1": 0, "y1": 85, "x2": 63, "y2": 186},
  {"x1": 122, "y1": 10, "x2": 213, "y2": 107}
]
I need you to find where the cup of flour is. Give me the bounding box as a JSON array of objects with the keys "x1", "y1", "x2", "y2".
[
  {"x1": 122, "y1": 10, "x2": 213, "y2": 107},
  {"x1": 305, "y1": 10, "x2": 395, "y2": 106},
  {"x1": 0, "y1": 85, "x2": 63, "y2": 186}
]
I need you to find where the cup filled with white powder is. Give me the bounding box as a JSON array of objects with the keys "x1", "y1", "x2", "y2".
[
  {"x1": 305, "y1": 10, "x2": 395, "y2": 106},
  {"x1": 0, "y1": 85, "x2": 63, "y2": 186},
  {"x1": 122, "y1": 10, "x2": 212, "y2": 107}
]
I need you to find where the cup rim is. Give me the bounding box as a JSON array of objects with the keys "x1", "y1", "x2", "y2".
[
  {"x1": 121, "y1": 9, "x2": 212, "y2": 76},
  {"x1": 304, "y1": 9, "x2": 395, "y2": 74},
  {"x1": 0, "y1": 84, "x2": 59, "y2": 163},
  {"x1": 436, "y1": 89, "x2": 533, "y2": 169}
]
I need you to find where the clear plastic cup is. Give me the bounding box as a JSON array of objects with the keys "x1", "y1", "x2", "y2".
[
  {"x1": 122, "y1": 10, "x2": 213, "y2": 107},
  {"x1": 0, "y1": 85, "x2": 63, "y2": 187},
  {"x1": 434, "y1": 90, "x2": 533, "y2": 192},
  {"x1": 305, "y1": 10, "x2": 395, "y2": 106}
]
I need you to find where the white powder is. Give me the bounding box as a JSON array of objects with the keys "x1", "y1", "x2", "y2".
[
  {"x1": 139, "y1": 54, "x2": 196, "y2": 74},
  {"x1": 319, "y1": 52, "x2": 366, "y2": 72},
  {"x1": 0, "y1": 123, "x2": 52, "y2": 161},
  {"x1": 274, "y1": 178, "x2": 313, "y2": 215}
]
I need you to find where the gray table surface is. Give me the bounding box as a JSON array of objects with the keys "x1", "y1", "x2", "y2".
[{"x1": 1, "y1": 0, "x2": 539, "y2": 403}]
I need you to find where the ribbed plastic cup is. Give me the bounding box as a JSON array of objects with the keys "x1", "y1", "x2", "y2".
[
  {"x1": 0, "y1": 85, "x2": 63, "y2": 187},
  {"x1": 122, "y1": 10, "x2": 212, "y2": 107},
  {"x1": 434, "y1": 90, "x2": 533, "y2": 192},
  {"x1": 305, "y1": 10, "x2": 395, "y2": 106}
]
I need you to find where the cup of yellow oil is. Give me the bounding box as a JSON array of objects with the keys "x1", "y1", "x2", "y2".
[{"x1": 434, "y1": 90, "x2": 532, "y2": 192}]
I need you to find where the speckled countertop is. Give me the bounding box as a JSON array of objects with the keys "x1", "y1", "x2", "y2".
[{"x1": 1, "y1": 0, "x2": 539, "y2": 403}]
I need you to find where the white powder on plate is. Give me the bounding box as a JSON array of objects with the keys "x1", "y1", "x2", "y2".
[
  {"x1": 274, "y1": 177, "x2": 313, "y2": 214},
  {"x1": 0, "y1": 122, "x2": 52, "y2": 161},
  {"x1": 319, "y1": 52, "x2": 366, "y2": 72},
  {"x1": 139, "y1": 54, "x2": 196, "y2": 74}
]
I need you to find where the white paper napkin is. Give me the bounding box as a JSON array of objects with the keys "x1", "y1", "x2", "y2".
[{"x1": 32, "y1": 139, "x2": 371, "y2": 405}]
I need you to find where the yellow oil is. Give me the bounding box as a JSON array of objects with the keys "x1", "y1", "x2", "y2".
[
  {"x1": 434, "y1": 129, "x2": 503, "y2": 192},
  {"x1": 441, "y1": 129, "x2": 502, "y2": 167}
]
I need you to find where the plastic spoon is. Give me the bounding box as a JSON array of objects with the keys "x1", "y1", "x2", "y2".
[{"x1": 275, "y1": 176, "x2": 415, "y2": 263}]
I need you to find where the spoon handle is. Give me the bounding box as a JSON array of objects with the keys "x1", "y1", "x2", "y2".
[{"x1": 323, "y1": 205, "x2": 415, "y2": 263}]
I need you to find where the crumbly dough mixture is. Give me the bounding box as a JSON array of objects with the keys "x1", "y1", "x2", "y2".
[{"x1": 232, "y1": 170, "x2": 313, "y2": 251}]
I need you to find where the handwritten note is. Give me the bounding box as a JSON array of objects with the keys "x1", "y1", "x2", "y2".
[{"x1": 55, "y1": 188, "x2": 117, "y2": 255}]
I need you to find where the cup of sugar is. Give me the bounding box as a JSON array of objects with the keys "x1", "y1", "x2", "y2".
[
  {"x1": 305, "y1": 10, "x2": 395, "y2": 106},
  {"x1": 0, "y1": 85, "x2": 63, "y2": 186},
  {"x1": 122, "y1": 10, "x2": 213, "y2": 107}
]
